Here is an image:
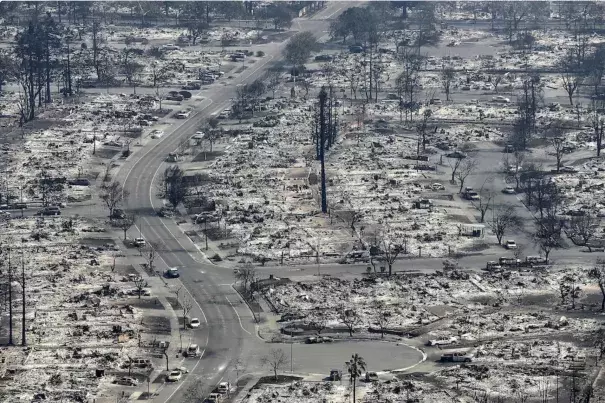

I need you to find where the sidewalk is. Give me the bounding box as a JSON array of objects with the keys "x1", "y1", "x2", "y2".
[{"x1": 109, "y1": 228, "x2": 182, "y2": 399}]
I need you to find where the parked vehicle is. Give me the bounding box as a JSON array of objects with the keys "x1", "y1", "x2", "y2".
[
  {"x1": 68, "y1": 178, "x2": 90, "y2": 186},
  {"x1": 217, "y1": 382, "x2": 230, "y2": 394},
  {"x1": 37, "y1": 206, "x2": 61, "y2": 216},
  {"x1": 365, "y1": 372, "x2": 379, "y2": 382},
  {"x1": 187, "y1": 344, "x2": 201, "y2": 357},
  {"x1": 426, "y1": 336, "x2": 458, "y2": 346},
  {"x1": 505, "y1": 240, "x2": 518, "y2": 249},
  {"x1": 162, "y1": 44, "x2": 180, "y2": 51},
  {"x1": 526, "y1": 256, "x2": 547, "y2": 265},
  {"x1": 485, "y1": 261, "x2": 502, "y2": 271},
  {"x1": 329, "y1": 369, "x2": 342, "y2": 381},
  {"x1": 502, "y1": 186, "x2": 516, "y2": 194},
  {"x1": 440, "y1": 352, "x2": 473, "y2": 362},
  {"x1": 133, "y1": 237, "x2": 146, "y2": 247},
  {"x1": 150, "y1": 130, "x2": 164, "y2": 139},
  {"x1": 175, "y1": 110, "x2": 191, "y2": 119},
  {"x1": 115, "y1": 377, "x2": 138, "y2": 386},
  {"x1": 166, "y1": 370, "x2": 182, "y2": 382},
  {"x1": 560, "y1": 166, "x2": 578, "y2": 173},
  {"x1": 499, "y1": 257, "x2": 521, "y2": 266},
  {"x1": 167, "y1": 152, "x2": 179, "y2": 162},
  {"x1": 189, "y1": 318, "x2": 201, "y2": 328},
  {"x1": 492, "y1": 95, "x2": 510, "y2": 103},
  {"x1": 206, "y1": 393, "x2": 222, "y2": 403}
]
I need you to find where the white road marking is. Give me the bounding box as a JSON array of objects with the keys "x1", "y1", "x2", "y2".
[{"x1": 225, "y1": 295, "x2": 252, "y2": 336}]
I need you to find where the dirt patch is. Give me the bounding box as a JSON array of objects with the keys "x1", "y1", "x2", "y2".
[
  {"x1": 253, "y1": 375, "x2": 303, "y2": 387},
  {"x1": 165, "y1": 296, "x2": 181, "y2": 310},
  {"x1": 142, "y1": 315, "x2": 171, "y2": 335},
  {"x1": 192, "y1": 150, "x2": 225, "y2": 162},
  {"x1": 126, "y1": 297, "x2": 165, "y2": 310},
  {"x1": 95, "y1": 147, "x2": 122, "y2": 159}
]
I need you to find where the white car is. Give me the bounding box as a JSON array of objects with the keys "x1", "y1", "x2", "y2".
[
  {"x1": 192, "y1": 131, "x2": 205, "y2": 140},
  {"x1": 502, "y1": 186, "x2": 516, "y2": 194},
  {"x1": 189, "y1": 318, "x2": 201, "y2": 328},
  {"x1": 426, "y1": 336, "x2": 458, "y2": 346},
  {"x1": 133, "y1": 237, "x2": 146, "y2": 247},
  {"x1": 217, "y1": 381, "x2": 230, "y2": 394},
  {"x1": 166, "y1": 370, "x2": 182, "y2": 382},
  {"x1": 505, "y1": 240, "x2": 518, "y2": 249},
  {"x1": 440, "y1": 352, "x2": 473, "y2": 362},
  {"x1": 115, "y1": 376, "x2": 138, "y2": 386},
  {"x1": 162, "y1": 44, "x2": 180, "y2": 51},
  {"x1": 173, "y1": 366, "x2": 189, "y2": 374},
  {"x1": 492, "y1": 95, "x2": 510, "y2": 103},
  {"x1": 150, "y1": 130, "x2": 164, "y2": 139},
  {"x1": 431, "y1": 183, "x2": 445, "y2": 191}
]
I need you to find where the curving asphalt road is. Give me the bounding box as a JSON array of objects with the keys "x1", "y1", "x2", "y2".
[{"x1": 115, "y1": 4, "x2": 356, "y2": 402}]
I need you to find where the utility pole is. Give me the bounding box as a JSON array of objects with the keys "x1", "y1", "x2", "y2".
[
  {"x1": 21, "y1": 248, "x2": 26, "y2": 346},
  {"x1": 8, "y1": 247, "x2": 13, "y2": 345},
  {"x1": 319, "y1": 87, "x2": 328, "y2": 213}
]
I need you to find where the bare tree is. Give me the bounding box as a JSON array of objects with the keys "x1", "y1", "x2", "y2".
[
  {"x1": 549, "y1": 136, "x2": 565, "y2": 173},
  {"x1": 533, "y1": 214, "x2": 564, "y2": 263},
  {"x1": 261, "y1": 348, "x2": 289, "y2": 381},
  {"x1": 372, "y1": 301, "x2": 390, "y2": 338},
  {"x1": 133, "y1": 275, "x2": 146, "y2": 299},
  {"x1": 567, "y1": 214, "x2": 598, "y2": 251},
  {"x1": 339, "y1": 305, "x2": 361, "y2": 337},
  {"x1": 234, "y1": 261, "x2": 257, "y2": 298},
  {"x1": 455, "y1": 157, "x2": 479, "y2": 193},
  {"x1": 471, "y1": 177, "x2": 494, "y2": 223},
  {"x1": 100, "y1": 181, "x2": 128, "y2": 219},
  {"x1": 592, "y1": 100, "x2": 605, "y2": 157},
  {"x1": 559, "y1": 274, "x2": 582, "y2": 309},
  {"x1": 181, "y1": 295, "x2": 193, "y2": 330},
  {"x1": 309, "y1": 315, "x2": 328, "y2": 335},
  {"x1": 589, "y1": 259, "x2": 605, "y2": 311},
  {"x1": 144, "y1": 242, "x2": 157, "y2": 271},
  {"x1": 492, "y1": 74, "x2": 504, "y2": 93},
  {"x1": 440, "y1": 66, "x2": 455, "y2": 101},
  {"x1": 376, "y1": 227, "x2": 402, "y2": 276},
  {"x1": 116, "y1": 214, "x2": 136, "y2": 241},
  {"x1": 560, "y1": 50, "x2": 584, "y2": 106},
  {"x1": 503, "y1": 150, "x2": 526, "y2": 191},
  {"x1": 489, "y1": 205, "x2": 522, "y2": 245}
]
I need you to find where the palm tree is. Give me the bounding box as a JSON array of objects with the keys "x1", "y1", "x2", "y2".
[{"x1": 345, "y1": 353, "x2": 366, "y2": 403}]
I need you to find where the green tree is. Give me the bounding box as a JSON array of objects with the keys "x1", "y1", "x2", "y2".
[
  {"x1": 283, "y1": 31, "x2": 319, "y2": 75},
  {"x1": 267, "y1": 4, "x2": 292, "y2": 30},
  {"x1": 345, "y1": 353, "x2": 366, "y2": 403}
]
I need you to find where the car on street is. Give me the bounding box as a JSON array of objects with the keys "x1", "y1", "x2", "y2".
[
  {"x1": 175, "y1": 110, "x2": 191, "y2": 119},
  {"x1": 115, "y1": 377, "x2": 138, "y2": 386},
  {"x1": 431, "y1": 183, "x2": 445, "y2": 191},
  {"x1": 133, "y1": 237, "x2": 146, "y2": 247},
  {"x1": 165, "y1": 267, "x2": 180, "y2": 278},
  {"x1": 426, "y1": 336, "x2": 458, "y2": 347},
  {"x1": 36, "y1": 206, "x2": 61, "y2": 216},
  {"x1": 492, "y1": 95, "x2": 510, "y2": 103},
  {"x1": 505, "y1": 240, "x2": 518, "y2": 249},
  {"x1": 174, "y1": 366, "x2": 189, "y2": 374},
  {"x1": 189, "y1": 318, "x2": 201, "y2": 328},
  {"x1": 150, "y1": 130, "x2": 164, "y2": 139},
  {"x1": 206, "y1": 393, "x2": 222, "y2": 403},
  {"x1": 186, "y1": 344, "x2": 201, "y2": 357},
  {"x1": 502, "y1": 186, "x2": 516, "y2": 194},
  {"x1": 440, "y1": 352, "x2": 473, "y2": 362},
  {"x1": 158, "y1": 207, "x2": 175, "y2": 217},
  {"x1": 365, "y1": 372, "x2": 379, "y2": 382},
  {"x1": 485, "y1": 261, "x2": 503, "y2": 271},
  {"x1": 166, "y1": 370, "x2": 182, "y2": 382},
  {"x1": 217, "y1": 382, "x2": 230, "y2": 394}
]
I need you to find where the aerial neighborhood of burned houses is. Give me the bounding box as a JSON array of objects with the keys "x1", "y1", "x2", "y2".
[{"x1": 5, "y1": 1, "x2": 605, "y2": 402}]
